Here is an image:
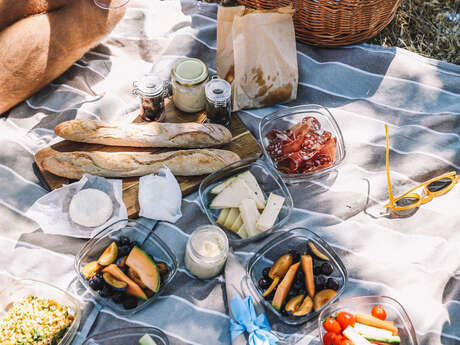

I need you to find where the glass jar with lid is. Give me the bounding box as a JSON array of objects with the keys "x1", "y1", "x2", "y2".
[
  {"x1": 171, "y1": 58, "x2": 209, "y2": 113},
  {"x1": 133, "y1": 74, "x2": 170, "y2": 122},
  {"x1": 205, "y1": 77, "x2": 232, "y2": 127},
  {"x1": 184, "y1": 225, "x2": 229, "y2": 279}
]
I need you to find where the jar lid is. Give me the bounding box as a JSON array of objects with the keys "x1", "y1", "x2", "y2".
[
  {"x1": 134, "y1": 75, "x2": 164, "y2": 97},
  {"x1": 172, "y1": 58, "x2": 209, "y2": 86},
  {"x1": 205, "y1": 77, "x2": 231, "y2": 103}
]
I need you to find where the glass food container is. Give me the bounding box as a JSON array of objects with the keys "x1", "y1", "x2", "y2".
[
  {"x1": 246, "y1": 228, "x2": 348, "y2": 325},
  {"x1": 82, "y1": 326, "x2": 169, "y2": 345},
  {"x1": 318, "y1": 296, "x2": 418, "y2": 345},
  {"x1": 75, "y1": 219, "x2": 178, "y2": 315},
  {"x1": 259, "y1": 104, "x2": 346, "y2": 184},
  {"x1": 199, "y1": 158, "x2": 293, "y2": 247},
  {"x1": 171, "y1": 58, "x2": 209, "y2": 113},
  {"x1": 0, "y1": 279, "x2": 81, "y2": 345},
  {"x1": 133, "y1": 74, "x2": 170, "y2": 122},
  {"x1": 205, "y1": 77, "x2": 232, "y2": 127},
  {"x1": 184, "y1": 225, "x2": 229, "y2": 279}
]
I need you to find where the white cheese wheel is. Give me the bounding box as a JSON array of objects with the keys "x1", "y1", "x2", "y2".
[{"x1": 69, "y1": 188, "x2": 113, "y2": 227}]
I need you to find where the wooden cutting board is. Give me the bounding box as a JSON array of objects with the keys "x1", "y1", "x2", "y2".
[{"x1": 34, "y1": 100, "x2": 262, "y2": 218}]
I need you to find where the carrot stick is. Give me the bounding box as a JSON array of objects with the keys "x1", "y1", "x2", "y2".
[
  {"x1": 301, "y1": 255, "x2": 315, "y2": 298},
  {"x1": 355, "y1": 312, "x2": 399, "y2": 336},
  {"x1": 272, "y1": 262, "x2": 300, "y2": 310}
]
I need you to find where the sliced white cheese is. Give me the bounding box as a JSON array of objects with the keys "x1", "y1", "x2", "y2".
[
  {"x1": 237, "y1": 224, "x2": 249, "y2": 238},
  {"x1": 210, "y1": 179, "x2": 254, "y2": 209},
  {"x1": 354, "y1": 323, "x2": 393, "y2": 339},
  {"x1": 343, "y1": 326, "x2": 372, "y2": 345},
  {"x1": 256, "y1": 193, "x2": 285, "y2": 232},
  {"x1": 239, "y1": 198, "x2": 260, "y2": 237},
  {"x1": 224, "y1": 208, "x2": 239, "y2": 229},
  {"x1": 210, "y1": 176, "x2": 237, "y2": 194},
  {"x1": 216, "y1": 208, "x2": 230, "y2": 226},
  {"x1": 230, "y1": 215, "x2": 243, "y2": 232},
  {"x1": 238, "y1": 171, "x2": 266, "y2": 209}
]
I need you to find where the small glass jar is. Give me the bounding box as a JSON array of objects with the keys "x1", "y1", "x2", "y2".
[
  {"x1": 171, "y1": 58, "x2": 209, "y2": 113},
  {"x1": 133, "y1": 75, "x2": 169, "y2": 122},
  {"x1": 184, "y1": 225, "x2": 229, "y2": 280},
  {"x1": 205, "y1": 77, "x2": 232, "y2": 127}
]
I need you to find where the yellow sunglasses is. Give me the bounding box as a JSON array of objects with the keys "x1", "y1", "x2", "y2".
[{"x1": 384, "y1": 124, "x2": 459, "y2": 212}]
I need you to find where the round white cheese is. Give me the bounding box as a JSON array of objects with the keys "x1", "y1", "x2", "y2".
[{"x1": 69, "y1": 188, "x2": 113, "y2": 227}]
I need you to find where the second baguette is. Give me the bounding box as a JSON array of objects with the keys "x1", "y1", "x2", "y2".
[{"x1": 42, "y1": 149, "x2": 240, "y2": 179}]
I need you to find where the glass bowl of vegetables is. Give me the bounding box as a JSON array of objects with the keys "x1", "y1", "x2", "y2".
[
  {"x1": 259, "y1": 104, "x2": 346, "y2": 184},
  {"x1": 318, "y1": 296, "x2": 418, "y2": 345},
  {"x1": 82, "y1": 326, "x2": 169, "y2": 345},
  {"x1": 199, "y1": 158, "x2": 293, "y2": 247},
  {"x1": 247, "y1": 228, "x2": 347, "y2": 325},
  {"x1": 75, "y1": 219, "x2": 178, "y2": 315}
]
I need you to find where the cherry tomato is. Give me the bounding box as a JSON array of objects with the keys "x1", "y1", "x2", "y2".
[
  {"x1": 340, "y1": 340, "x2": 353, "y2": 345},
  {"x1": 323, "y1": 332, "x2": 336, "y2": 345},
  {"x1": 333, "y1": 335, "x2": 344, "y2": 345},
  {"x1": 336, "y1": 311, "x2": 356, "y2": 329},
  {"x1": 323, "y1": 317, "x2": 342, "y2": 334},
  {"x1": 372, "y1": 305, "x2": 387, "y2": 320}
]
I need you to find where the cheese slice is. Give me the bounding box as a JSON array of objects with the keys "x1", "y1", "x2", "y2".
[
  {"x1": 216, "y1": 208, "x2": 230, "y2": 226},
  {"x1": 239, "y1": 198, "x2": 260, "y2": 237},
  {"x1": 210, "y1": 179, "x2": 254, "y2": 209},
  {"x1": 237, "y1": 224, "x2": 249, "y2": 238},
  {"x1": 256, "y1": 193, "x2": 285, "y2": 232},
  {"x1": 238, "y1": 171, "x2": 266, "y2": 209},
  {"x1": 224, "y1": 208, "x2": 239, "y2": 229},
  {"x1": 230, "y1": 215, "x2": 243, "y2": 232},
  {"x1": 210, "y1": 176, "x2": 237, "y2": 194}
]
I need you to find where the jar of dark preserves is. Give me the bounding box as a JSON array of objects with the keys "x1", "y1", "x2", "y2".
[
  {"x1": 133, "y1": 75, "x2": 170, "y2": 122},
  {"x1": 204, "y1": 77, "x2": 232, "y2": 127}
]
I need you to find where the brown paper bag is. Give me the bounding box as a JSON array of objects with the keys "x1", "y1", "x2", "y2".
[
  {"x1": 216, "y1": 6, "x2": 245, "y2": 83},
  {"x1": 217, "y1": 6, "x2": 298, "y2": 111}
]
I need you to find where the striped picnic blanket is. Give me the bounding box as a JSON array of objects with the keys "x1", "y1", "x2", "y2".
[{"x1": 0, "y1": 1, "x2": 459, "y2": 344}]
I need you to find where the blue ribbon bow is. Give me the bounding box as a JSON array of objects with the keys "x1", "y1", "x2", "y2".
[{"x1": 230, "y1": 295, "x2": 279, "y2": 345}]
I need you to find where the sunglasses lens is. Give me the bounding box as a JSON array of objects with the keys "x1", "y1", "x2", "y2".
[
  {"x1": 426, "y1": 178, "x2": 453, "y2": 193},
  {"x1": 395, "y1": 196, "x2": 419, "y2": 207}
]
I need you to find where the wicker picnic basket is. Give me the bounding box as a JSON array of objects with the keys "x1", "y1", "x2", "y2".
[{"x1": 236, "y1": 0, "x2": 403, "y2": 47}]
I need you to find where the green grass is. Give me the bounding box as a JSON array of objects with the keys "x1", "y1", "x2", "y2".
[{"x1": 369, "y1": 0, "x2": 460, "y2": 65}]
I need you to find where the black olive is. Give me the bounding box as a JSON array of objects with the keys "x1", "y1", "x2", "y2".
[
  {"x1": 313, "y1": 266, "x2": 322, "y2": 276},
  {"x1": 326, "y1": 278, "x2": 339, "y2": 291},
  {"x1": 111, "y1": 292, "x2": 124, "y2": 304},
  {"x1": 118, "y1": 245, "x2": 131, "y2": 257},
  {"x1": 264, "y1": 291, "x2": 275, "y2": 302},
  {"x1": 122, "y1": 296, "x2": 138, "y2": 310},
  {"x1": 258, "y1": 278, "x2": 270, "y2": 290},
  {"x1": 262, "y1": 267, "x2": 271, "y2": 279},
  {"x1": 119, "y1": 236, "x2": 131, "y2": 246},
  {"x1": 293, "y1": 280, "x2": 304, "y2": 290},
  {"x1": 98, "y1": 285, "x2": 113, "y2": 298},
  {"x1": 315, "y1": 275, "x2": 327, "y2": 291},
  {"x1": 88, "y1": 276, "x2": 104, "y2": 291},
  {"x1": 295, "y1": 270, "x2": 305, "y2": 281},
  {"x1": 321, "y1": 262, "x2": 334, "y2": 276},
  {"x1": 289, "y1": 250, "x2": 300, "y2": 263},
  {"x1": 297, "y1": 289, "x2": 307, "y2": 296}
]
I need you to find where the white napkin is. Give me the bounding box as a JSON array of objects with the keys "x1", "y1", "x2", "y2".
[
  {"x1": 138, "y1": 168, "x2": 182, "y2": 223},
  {"x1": 26, "y1": 174, "x2": 127, "y2": 238}
]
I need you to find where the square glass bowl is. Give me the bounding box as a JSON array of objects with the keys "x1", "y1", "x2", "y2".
[
  {"x1": 75, "y1": 219, "x2": 178, "y2": 315},
  {"x1": 0, "y1": 279, "x2": 81, "y2": 345},
  {"x1": 199, "y1": 158, "x2": 293, "y2": 247},
  {"x1": 259, "y1": 104, "x2": 346, "y2": 184},
  {"x1": 318, "y1": 296, "x2": 418, "y2": 345},
  {"x1": 247, "y1": 228, "x2": 348, "y2": 325},
  {"x1": 82, "y1": 327, "x2": 169, "y2": 345}
]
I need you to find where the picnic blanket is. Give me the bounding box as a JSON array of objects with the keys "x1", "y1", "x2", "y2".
[{"x1": 1, "y1": 1, "x2": 460, "y2": 344}]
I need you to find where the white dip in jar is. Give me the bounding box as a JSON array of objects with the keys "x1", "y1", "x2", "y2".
[
  {"x1": 184, "y1": 225, "x2": 229, "y2": 279},
  {"x1": 171, "y1": 58, "x2": 209, "y2": 113}
]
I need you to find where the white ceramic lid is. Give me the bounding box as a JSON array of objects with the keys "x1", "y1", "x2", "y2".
[
  {"x1": 205, "y1": 77, "x2": 231, "y2": 103},
  {"x1": 172, "y1": 58, "x2": 208, "y2": 86}
]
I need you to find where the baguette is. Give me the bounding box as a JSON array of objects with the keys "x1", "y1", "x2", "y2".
[
  {"x1": 42, "y1": 149, "x2": 240, "y2": 179},
  {"x1": 54, "y1": 119, "x2": 232, "y2": 148}
]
